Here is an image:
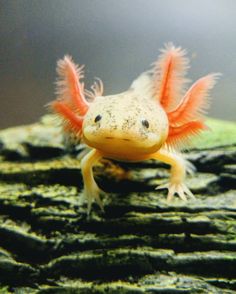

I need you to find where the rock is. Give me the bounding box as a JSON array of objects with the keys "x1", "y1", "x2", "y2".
[{"x1": 0, "y1": 116, "x2": 236, "y2": 293}]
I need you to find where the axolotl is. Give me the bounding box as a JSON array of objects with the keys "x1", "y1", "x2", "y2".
[{"x1": 50, "y1": 44, "x2": 219, "y2": 213}]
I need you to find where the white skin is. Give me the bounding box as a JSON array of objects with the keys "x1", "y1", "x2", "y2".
[{"x1": 81, "y1": 88, "x2": 194, "y2": 213}]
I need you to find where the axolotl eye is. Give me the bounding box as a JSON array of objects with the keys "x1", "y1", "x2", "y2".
[
  {"x1": 141, "y1": 119, "x2": 149, "y2": 128},
  {"x1": 94, "y1": 115, "x2": 102, "y2": 123}
]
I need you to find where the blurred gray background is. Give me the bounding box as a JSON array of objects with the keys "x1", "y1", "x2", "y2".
[{"x1": 0, "y1": 0, "x2": 235, "y2": 129}]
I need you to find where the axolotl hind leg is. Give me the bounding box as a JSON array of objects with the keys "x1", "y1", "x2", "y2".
[
  {"x1": 80, "y1": 149, "x2": 104, "y2": 214},
  {"x1": 151, "y1": 149, "x2": 195, "y2": 201}
]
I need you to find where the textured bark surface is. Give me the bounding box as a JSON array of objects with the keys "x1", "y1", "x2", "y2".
[{"x1": 0, "y1": 115, "x2": 235, "y2": 293}]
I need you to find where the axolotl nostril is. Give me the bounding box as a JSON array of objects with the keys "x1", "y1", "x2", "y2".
[{"x1": 50, "y1": 43, "x2": 220, "y2": 214}]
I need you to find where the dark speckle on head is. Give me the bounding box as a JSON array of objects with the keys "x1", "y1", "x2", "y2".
[{"x1": 122, "y1": 117, "x2": 136, "y2": 131}]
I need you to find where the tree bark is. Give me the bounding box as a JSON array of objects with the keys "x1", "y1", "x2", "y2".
[{"x1": 0, "y1": 115, "x2": 236, "y2": 293}]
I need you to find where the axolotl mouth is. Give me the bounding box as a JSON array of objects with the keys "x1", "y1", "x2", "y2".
[{"x1": 82, "y1": 129, "x2": 165, "y2": 159}]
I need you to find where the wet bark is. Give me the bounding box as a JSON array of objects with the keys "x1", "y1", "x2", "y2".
[{"x1": 0, "y1": 115, "x2": 236, "y2": 293}]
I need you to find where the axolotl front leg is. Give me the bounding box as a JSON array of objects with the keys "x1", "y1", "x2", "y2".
[
  {"x1": 151, "y1": 149, "x2": 195, "y2": 201},
  {"x1": 80, "y1": 149, "x2": 104, "y2": 214}
]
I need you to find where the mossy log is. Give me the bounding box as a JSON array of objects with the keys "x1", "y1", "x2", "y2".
[{"x1": 0, "y1": 115, "x2": 236, "y2": 293}]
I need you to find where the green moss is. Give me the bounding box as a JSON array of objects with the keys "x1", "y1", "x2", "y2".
[
  {"x1": 193, "y1": 118, "x2": 236, "y2": 149},
  {"x1": 0, "y1": 287, "x2": 10, "y2": 294}
]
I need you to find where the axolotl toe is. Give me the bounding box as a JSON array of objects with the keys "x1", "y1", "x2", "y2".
[{"x1": 50, "y1": 43, "x2": 219, "y2": 213}]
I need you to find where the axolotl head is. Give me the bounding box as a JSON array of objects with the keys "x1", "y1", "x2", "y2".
[{"x1": 82, "y1": 91, "x2": 169, "y2": 160}]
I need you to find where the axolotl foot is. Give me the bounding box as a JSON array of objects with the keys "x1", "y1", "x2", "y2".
[
  {"x1": 83, "y1": 183, "x2": 104, "y2": 215},
  {"x1": 151, "y1": 149, "x2": 196, "y2": 203},
  {"x1": 156, "y1": 182, "x2": 195, "y2": 202}
]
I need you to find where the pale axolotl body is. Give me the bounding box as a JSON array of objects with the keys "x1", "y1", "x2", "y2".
[{"x1": 51, "y1": 44, "x2": 219, "y2": 213}]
